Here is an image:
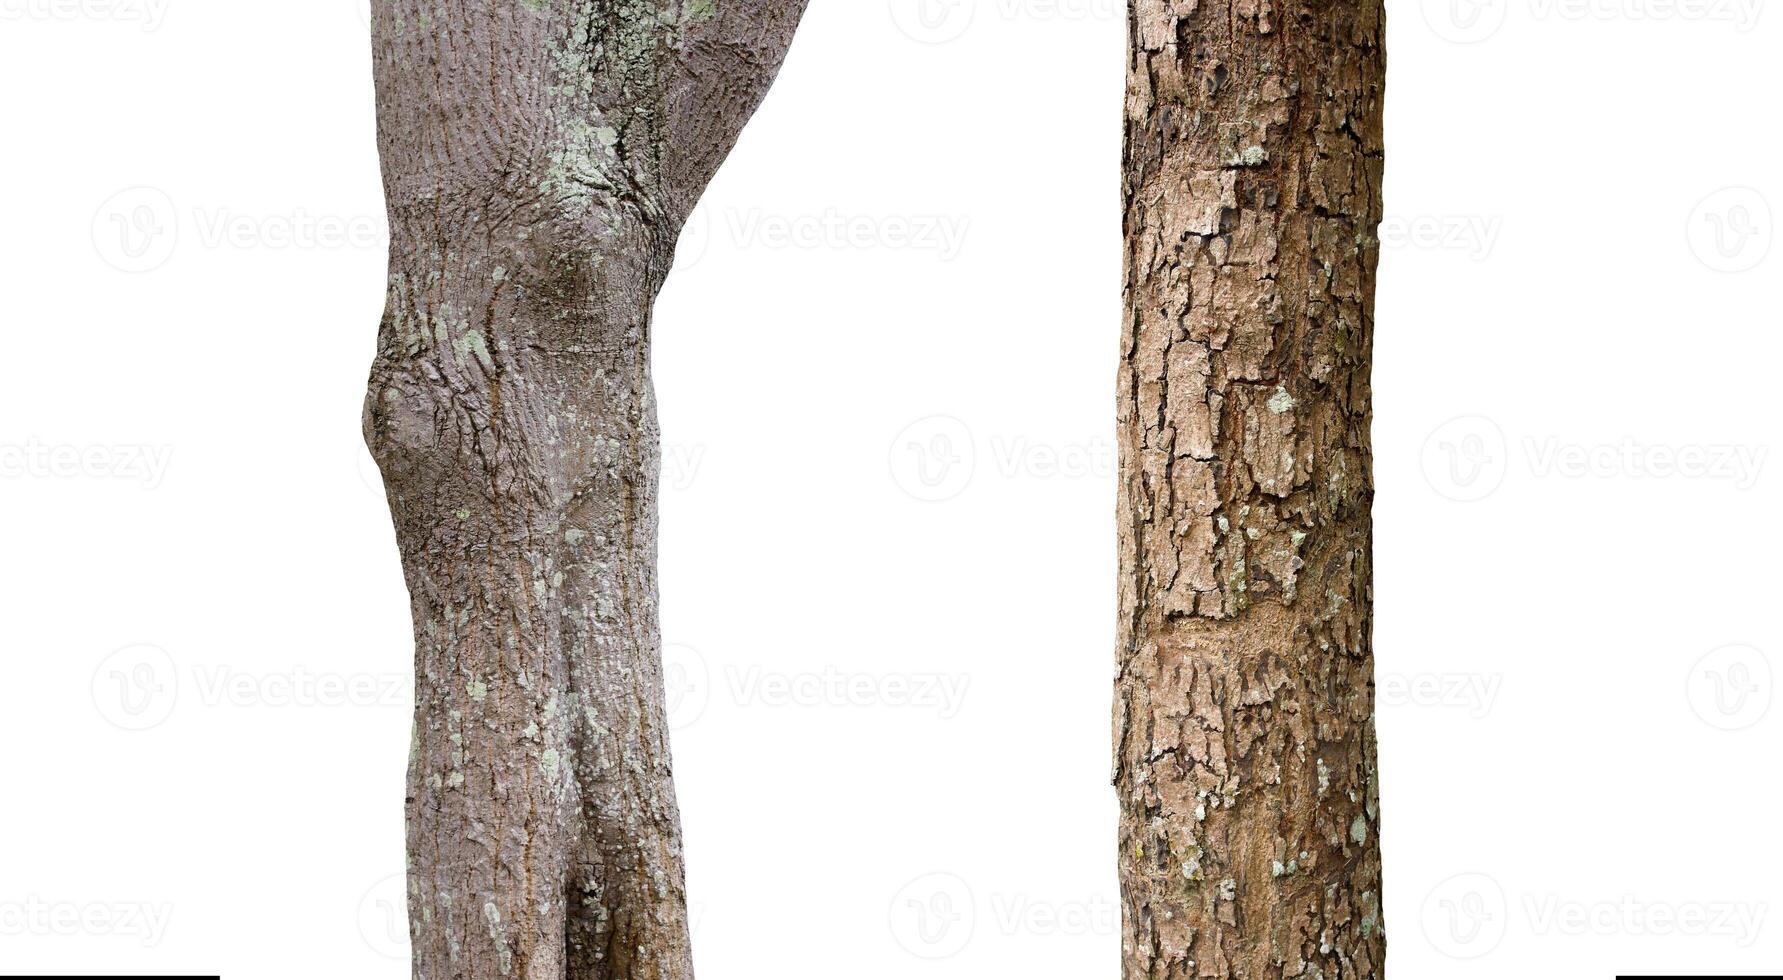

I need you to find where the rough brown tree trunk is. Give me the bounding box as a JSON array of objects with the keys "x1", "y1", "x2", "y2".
[
  {"x1": 1116, "y1": 2, "x2": 1386, "y2": 977},
  {"x1": 362, "y1": 3, "x2": 804, "y2": 977}
]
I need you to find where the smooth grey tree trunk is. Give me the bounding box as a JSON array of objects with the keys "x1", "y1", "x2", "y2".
[
  {"x1": 1117, "y1": 1, "x2": 1388, "y2": 977},
  {"x1": 363, "y1": 3, "x2": 805, "y2": 977}
]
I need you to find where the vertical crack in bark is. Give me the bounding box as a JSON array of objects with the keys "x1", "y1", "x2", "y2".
[
  {"x1": 365, "y1": 3, "x2": 805, "y2": 977},
  {"x1": 1119, "y1": 2, "x2": 1387, "y2": 977}
]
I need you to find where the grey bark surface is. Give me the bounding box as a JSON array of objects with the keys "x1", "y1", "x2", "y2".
[
  {"x1": 362, "y1": 3, "x2": 805, "y2": 977},
  {"x1": 1117, "y1": 1, "x2": 1387, "y2": 977}
]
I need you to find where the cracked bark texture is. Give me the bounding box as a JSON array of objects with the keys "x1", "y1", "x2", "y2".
[
  {"x1": 1117, "y1": 2, "x2": 1386, "y2": 978},
  {"x1": 362, "y1": 3, "x2": 804, "y2": 978}
]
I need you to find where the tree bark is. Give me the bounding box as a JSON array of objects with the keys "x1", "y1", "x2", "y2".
[
  {"x1": 362, "y1": 3, "x2": 804, "y2": 978},
  {"x1": 1117, "y1": 2, "x2": 1386, "y2": 978}
]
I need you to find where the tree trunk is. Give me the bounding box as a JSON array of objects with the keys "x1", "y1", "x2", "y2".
[
  {"x1": 362, "y1": 4, "x2": 804, "y2": 977},
  {"x1": 1116, "y1": 2, "x2": 1386, "y2": 978}
]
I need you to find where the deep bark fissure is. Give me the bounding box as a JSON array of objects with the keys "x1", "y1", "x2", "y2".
[
  {"x1": 364, "y1": 3, "x2": 805, "y2": 977},
  {"x1": 1118, "y1": 2, "x2": 1387, "y2": 977}
]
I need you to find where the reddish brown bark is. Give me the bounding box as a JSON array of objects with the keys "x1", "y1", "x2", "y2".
[{"x1": 1117, "y1": 2, "x2": 1388, "y2": 976}]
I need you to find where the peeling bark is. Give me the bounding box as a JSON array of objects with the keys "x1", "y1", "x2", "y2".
[
  {"x1": 1117, "y1": 2, "x2": 1387, "y2": 977},
  {"x1": 362, "y1": 3, "x2": 805, "y2": 977}
]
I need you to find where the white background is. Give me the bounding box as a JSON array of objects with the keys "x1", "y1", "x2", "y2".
[{"x1": 1, "y1": 0, "x2": 1778, "y2": 977}]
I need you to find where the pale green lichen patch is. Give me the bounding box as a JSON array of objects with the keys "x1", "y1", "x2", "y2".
[
  {"x1": 482, "y1": 902, "x2": 513, "y2": 975},
  {"x1": 467, "y1": 679, "x2": 488, "y2": 702},
  {"x1": 1350, "y1": 814, "x2": 1369, "y2": 845},
  {"x1": 539, "y1": 117, "x2": 621, "y2": 218},
  {"x1": 1267, "y1": 386, "x2": 1296, "y2": 414},
  {"x1": 452, "y1": 329, "x2": 495, "y2": 373}
]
